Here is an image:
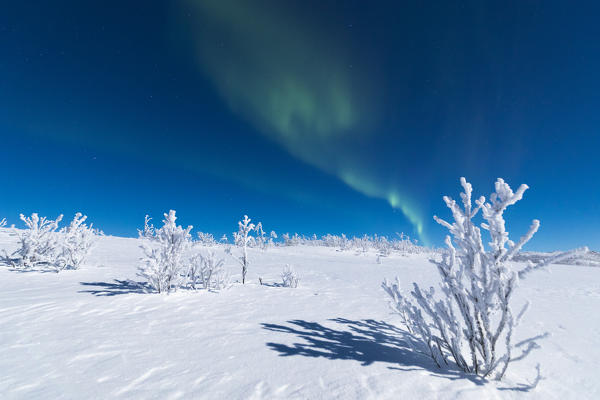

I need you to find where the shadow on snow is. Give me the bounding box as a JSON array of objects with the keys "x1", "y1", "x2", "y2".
[
  {"x1": 262, "y1": 318, "x2": 487, "y2": 385},
  {"x1": 79, "y1": 279, "x2": 148, "y2": 296}
]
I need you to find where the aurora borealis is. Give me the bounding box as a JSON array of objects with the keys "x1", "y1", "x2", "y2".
[
  {"x1": 184, "y1": 0, "x2": 426, "y2": 241},
  {"x1": 1, "y1": 1, "x2": 600, "y2": 249}
]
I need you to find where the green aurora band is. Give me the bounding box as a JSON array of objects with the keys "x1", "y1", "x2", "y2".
[{"x1": 184, "y1": 0, "x2": 428, "y2": 243}]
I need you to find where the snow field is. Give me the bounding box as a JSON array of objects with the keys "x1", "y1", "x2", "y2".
[{"x1": 0, "y1": 232, "x2": 599, "y2": 399}]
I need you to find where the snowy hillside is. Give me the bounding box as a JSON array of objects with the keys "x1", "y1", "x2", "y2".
[{"x1": 1, "y1": 231, "x2": 599, "y2": 399}]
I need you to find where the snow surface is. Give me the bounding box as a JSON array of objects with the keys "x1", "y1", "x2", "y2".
[{"x1": 1, "y1": 231, "x2": 599, "y2": 399}]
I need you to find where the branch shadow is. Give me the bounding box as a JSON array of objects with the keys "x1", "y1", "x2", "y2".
[
  {"x1": 1, "y1": 256, "x2": 57, "y2": 273},
  {"x1": 262, "y1": 318, "x2": 485, "y2": 385},
  {"x1": 7, "y1": 267, "x2": 58, "y2": 274},
  {"x1": 79, "y1": 279, "x2": 148, "y2": 296},
  {"x1": 261, "y1": 282, "x2": 284, "y2": 288}
]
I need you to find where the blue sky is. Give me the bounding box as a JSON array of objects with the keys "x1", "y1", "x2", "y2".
[{"x1": 1, "y1": 1, "x2": 599, "y2": 251}]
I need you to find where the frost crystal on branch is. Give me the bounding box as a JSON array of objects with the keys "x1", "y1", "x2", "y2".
[{"x1": 382, "y1": 177, "x2": 588, "y2": 380}]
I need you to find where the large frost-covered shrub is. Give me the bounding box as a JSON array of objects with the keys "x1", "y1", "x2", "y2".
[
  {"x1": 138, "y1": 210, "x2": 193, "y2": 293},
  {"x1": 56, "y1": 213, "x2": 99, "y2": 271},
  {"x1": 12, "y1": 213, "x2": 63, "y2": 268},
  {"x1": 234, "y1": 215, "x2": 254, "y2": 284},
  {"x1": 382, "y1": 178, "x2": 587, "y2": 380},
  {"x1": 5, "y1": 212, "x2": 99, "y2": 271}
]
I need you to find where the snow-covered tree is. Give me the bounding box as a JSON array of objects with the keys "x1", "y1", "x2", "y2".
[
  {"x1": 234, "y1": 215, "x2": 254, "y2": 284},
  {"x1": 382, "y1": 178, "x2": 587, "y2": 380},
  {"x1": 11, "y1": 213, "x2": 63, "y2": 268},
  {"x1": 56, "y1": 213, "x2": 99, "y2": 271},
  {"x1": 138, "y1": 210, "x2": 193, "y2": 293},
  {"x1": 281, "y1": 264, "x2": 299, "y2": 288}
]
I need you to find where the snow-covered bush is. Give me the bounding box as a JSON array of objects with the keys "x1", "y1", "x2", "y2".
[
  {"x1": 56, "y1": 213, "x2": 99, "y2": 271},
  {"x1": 234, "y1": 215, "x2": 254, "y2": 284},
  {"x1": 138, "y1": 215, "x2": 155, "y2": 239},
  {"x1": 188, "y1": 251, "x2": 230, "y2": 291},
  {"x1": 197, "y1": 232, "x2": 217, "y2": 246},
  {"x1": 11, "y1": 213, "x2": 63, "y2": 268},
  {"x1": 375, "y1": 235, "x2": 392, "y2": 257},
  {"x1": 281, "y1": 264, "x2": 299, "y2": 288},
  {"x1": 391, "y1": 232, "x2": 422, "y2": 254},
  {"x1": 138, "y1": 210, "x2": 193, "y2": 293},
  {"x1": 323, "y1": 233, "x2": 352, "y2": 250},
  {"x1": 282, "y1": 232, "x2": 303, "y2": 246},
  {"x1": 353, "y1": 234, "x2": 371, "y2": 254},
  {"x1": 254, "y1": 222, "x2": 267, "y2": 249},
  {"x1": 252, "y1": 223, "x2": 276, "y2": 250},
  {"x1": 382, "y1": 177, "x2": 587, "y2": 380}
]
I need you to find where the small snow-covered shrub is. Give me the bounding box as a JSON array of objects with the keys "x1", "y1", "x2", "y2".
[
  {"x1": 138, "y1": 215, "x2": 155, "y2": 239},
  {"x1": 254, "y1": 222, "x2": 266, "y2": 249},
  {"x1": 382, "y1": 177, "x2": 587, "y2": 380},
  {"x1": 201, "y1": 251, "x2": 229, "y2": 290},
  {"x1": 234, "y1": 215, "x2": 254, "y2": 284},
  {"x1": 187, "y1": 254, "x2": 202, "y2": 290},
  {"x1": 317, "y1": 232, "x2": 425, "y2": 254},
  {"x1": 56, "y1": 213, "x2": 99, "y2": 271},
  {"x1": 188, "y1": 251, "x2": 230, "y2": 290},
  {"x1": 281, "y1": 264, "x2": 299, "y2": 288},
  {"x1": 197, "y1": 232, "x2": 216, "y2": 246},
  {"x1": 138, "y1": 210, "x2": 193, "y2": 293},
  {"x1": 391, "y1": 232, "x2": 422, "y2": 254},
  {"x1": 282, "y1": 233, "x2": 302, "y2": 246},
  {"x1": 353, "y1": 234, "x2": 371, "y2": 254},
  {"x1": 253, "y1": 223, "x2": 275, "y2": 249},
  {"x1": 12, "y1": 213, "x2": 63, "y2": 268}
]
